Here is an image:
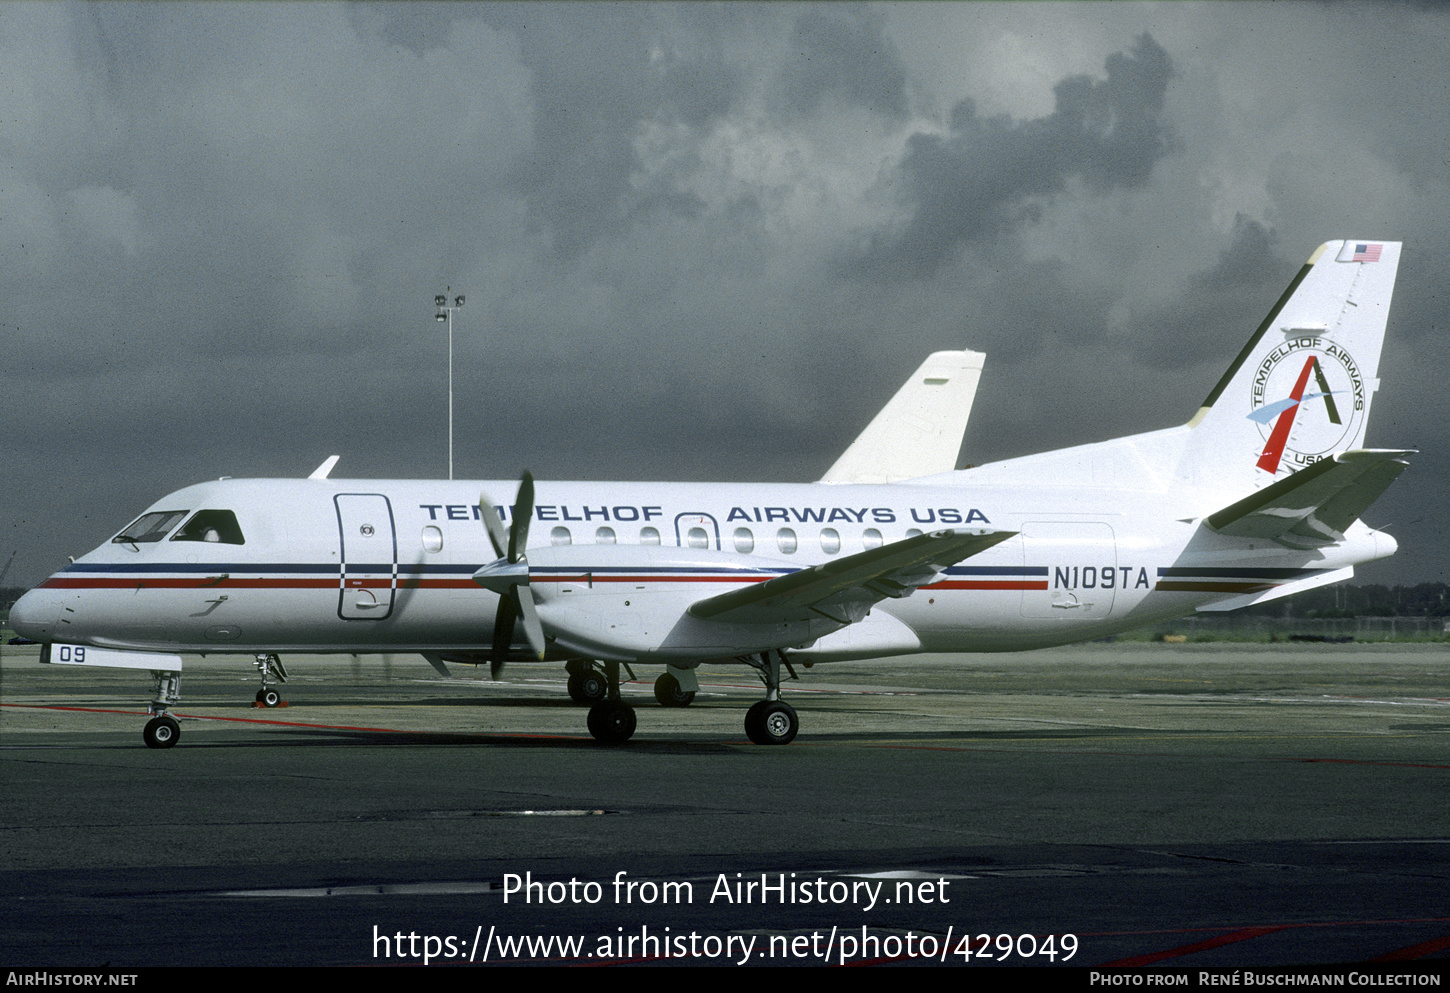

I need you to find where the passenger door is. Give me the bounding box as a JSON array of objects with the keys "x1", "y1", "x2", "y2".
[{"x1": 335, "y1": 494, "x2": 397, "y2": 620}]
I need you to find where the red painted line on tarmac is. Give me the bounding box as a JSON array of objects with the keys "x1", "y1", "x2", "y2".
[
  {"x1": 1100, "y1": 925, "x2": 1290, "y2": 966},
  {"x1": 3, "y1": 703, "x2": 153, "y2": 717},
  {"x1": 1288, "y1": 757, "x2": 1450, "y2": 771},
  {"x1": 0, "y1": 702, "x2": 579, "y2": 739},
  {"x1": 1370, "y1": 933, "x2": 1450, "y2": 961}
]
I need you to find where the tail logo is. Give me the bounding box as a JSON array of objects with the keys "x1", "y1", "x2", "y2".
[{"x1": 1250, "y1": 335, "x2": 1365, "y2": 474}]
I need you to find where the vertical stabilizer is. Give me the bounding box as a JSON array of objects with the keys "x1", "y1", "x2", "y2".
[
  {"x1": 820, "y1": 349, "x2": 985, "y2": 484},
  {"x1": 1177, "y1": 240, "x2": 1400, "y2": 495}
]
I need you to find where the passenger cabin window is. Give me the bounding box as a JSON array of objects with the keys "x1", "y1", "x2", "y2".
[
  {"x1": 595, "y1": 526, "x2": 616, "y2": 544},
  {"x1": 640, "y1": 527, "x2": 661, "y2": 545},
  {"x1": 820, "y1": 528, "x2": 840, "y2": 554},
  {"x1": 112, "y1": 510, "x2": 188, "y2": 544},
  {"x1": 421, "y1": 526, "x2": 444, "y2": 553},
  {"x1": 171, "y1": 509, "x2": 245, "y2": 545},
  {"x1": 733, "y1": 528, "x2": 754, "y2": 554},
  {"x1": 686, "y1": 527, "x2": 709, "y2": 550},
  {"x1": 550, "y1": 526, "x2": 573, "y2": 546},
  {"x1": 863, "y1": 528, "x2": 884, "y2": 549},
  {"x1": 776, "y1": 527, "x2": 797, "y2": 554}
]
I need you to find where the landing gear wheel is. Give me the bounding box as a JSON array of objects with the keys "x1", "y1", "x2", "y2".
[
  {"x1": 744, "y1": 700, "x2": 798, "y2": 745},
  {"x1": 654, "y1": 672, "x2": 695, "y2": 707},
  {"x1": 587, "y1": 702, "x2": 637, "y2": 744},
  {"x1": 568, "y1": 669, "x2": 607, "y2": 705},
  {"x1": 143, "y1": 715, "x2": 180, "y2": 749},
  {"x1": 256, "y1": 688, "x2": 282, "y2": 708}
]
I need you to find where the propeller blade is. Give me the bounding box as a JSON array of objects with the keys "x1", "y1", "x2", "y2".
[
  {"x1": 479, "y1": 490, "x2": 509, "y2": 560},
  {"x1": 491, "y1": 594, "x2": 518, "y2": 679},
  {"x1": 509, "y1": 471, "x2": 534, "y2": 564},
  {"x1": 482, "y1": 470, "x2": 541, "y2": 678},
  {"x1": 516, "y1": 591, "x2": 546, "y2": 661}
]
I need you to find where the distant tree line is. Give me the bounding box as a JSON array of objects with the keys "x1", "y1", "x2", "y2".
[
  {"x1": 2, "y1": 586, "x2": 30, "y2": 614},
  {"x1": 1240, "y1": 582, "x2": 1450, "y2": 619}
]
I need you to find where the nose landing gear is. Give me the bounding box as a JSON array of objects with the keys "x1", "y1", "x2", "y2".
[
  {"x1": 143, "y1": 714, "x2": 180, "y2": 749},
  {"x1": 253, "y1": 653, "x2": 288, "y2": 707},
  {"x1": 141, "y1": 666, "x2": 184, "y2": 749}
]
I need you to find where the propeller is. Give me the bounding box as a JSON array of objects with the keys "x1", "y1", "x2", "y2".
[{"x1": 473, "y1": 472, "x2": 546, "y2": 677}]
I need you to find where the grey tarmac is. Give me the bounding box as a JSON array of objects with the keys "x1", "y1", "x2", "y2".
[{"x1": 1, "y1": 641, "x2": 1446, "y2": 968}]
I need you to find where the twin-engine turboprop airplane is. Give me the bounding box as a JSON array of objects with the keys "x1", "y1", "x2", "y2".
[{"x1": 11, "y1": 240, "x2": 1411, "y2": 748}]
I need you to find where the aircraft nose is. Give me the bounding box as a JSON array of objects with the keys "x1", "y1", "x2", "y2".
[{"x1": 9, "y1": 587, "x2": 60, "y2": 642}]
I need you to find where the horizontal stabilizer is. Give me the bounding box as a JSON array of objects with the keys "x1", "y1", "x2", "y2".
[
  {"x1": 688, "y1": 528, "x2": 1015, "y2": 626},
  {"x1": 1206, "y1": 449, "x2": 1412, "y2": 548},
  {"x1": 1196, "y1": 566, "x2": 1354, "y2": 612}
]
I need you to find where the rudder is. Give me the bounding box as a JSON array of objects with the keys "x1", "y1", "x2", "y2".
[{"x1": 1177, "y1": 240, "x2": 1401, "y2": 494}]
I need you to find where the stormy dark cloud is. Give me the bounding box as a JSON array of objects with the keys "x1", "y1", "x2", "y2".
[
  {"x1": 769, "y1": 6, "x2": 909, "y2": 121},
  {"x1": 4, "y1": 2, "x2": 1449, "y2": 590},
  {"x1": 1132, "y1": 216, "x2": 1298, "y2": 368},
  {"x1": 848, "y1": 33, "x2": 1175, "y2": 280}
]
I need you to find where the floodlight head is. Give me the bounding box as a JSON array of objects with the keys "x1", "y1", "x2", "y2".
[
  {"x1": 455, "y1": 295, "x2": 465, "y2": 308},
  {"x1": 435, "y1": 313, "x2": 446, "y2": 322},
  {"x1": 434, "y1": 295, "x2": 447, "y2": 307}
]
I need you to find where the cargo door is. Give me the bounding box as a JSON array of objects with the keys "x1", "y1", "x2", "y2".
[{"x1": 1019, "y1": 521, "x2": 1117, "y2": 621}]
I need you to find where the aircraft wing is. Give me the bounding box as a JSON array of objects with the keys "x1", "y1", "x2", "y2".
[
  {"x1": 820, "y1": 349, "x2": 985, "y2": 483},
  {"x1": 687, "y1": 528, "x2": 1015, "y2": 626},
  {"x1": 1206, "y1": 449, "x2": 1412, "y2": 549}
]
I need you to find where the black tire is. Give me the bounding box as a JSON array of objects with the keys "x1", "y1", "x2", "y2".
[
  {"x1": 653, "y1": 672, "x2": 695, "y2": 707},
  {"x1": 260, "y1": 688, "x2": 282, "y2": 708},
  {"x1": 143, "y1": 716, "x2": 180, "y2": 749},
  {"x1": 587, "y1": 702, "x2": 637, "y2": 744},
  {"x1": 744, "y1": 700, "x2": 798, "y2": 745},
  {"x1": 569, "y1": 668, "x2": 607, "y2": 705}
]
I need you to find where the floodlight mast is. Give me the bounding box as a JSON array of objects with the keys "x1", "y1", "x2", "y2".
[{"x1": 432, "y1": 289, "x2": 465, "y2": 480}]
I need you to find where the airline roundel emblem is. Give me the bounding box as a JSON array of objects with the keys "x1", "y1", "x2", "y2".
[{"x1": 1249, "y1": 334, "x2": 1365, "y2": 474}]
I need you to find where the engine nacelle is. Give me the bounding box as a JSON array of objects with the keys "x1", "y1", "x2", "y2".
[{"x1": 522, "y1": 544, "x2": 842, "y2": 661}]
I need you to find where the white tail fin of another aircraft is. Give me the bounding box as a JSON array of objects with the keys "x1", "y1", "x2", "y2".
[
  {"x1": 1175, "y1": 239, "x2": 1401, "y2": 495},
  {"x1": 820, "y1": 349, "x2": 985, "y2": 484}
]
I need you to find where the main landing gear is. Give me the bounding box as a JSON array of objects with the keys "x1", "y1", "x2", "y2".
[
  {"x1": 653, "y1": 670, "x2": 695, "y2": 707},
  {"x1": 585, "y1": 660, "x2": 636, "y2": 745},
  {"x1": 565, "y1": 659, "x2": 608, "y2": 705},
  {"x1": 742, "y1": 650, "x2": 798, "y2": 745},
  {"x1": 253, "y1": 653, "x2": 288, "y2": 708}
]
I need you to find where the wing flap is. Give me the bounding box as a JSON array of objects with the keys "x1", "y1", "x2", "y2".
[
  {"x1": 687, "y1": 528, "x2": 1015, "y2": 625},
  {"x1": 1206, "y1": 449, "x2": 1412, "y2": 548}
]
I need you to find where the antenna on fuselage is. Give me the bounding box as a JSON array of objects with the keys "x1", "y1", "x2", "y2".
[{"x1": 308, "y1": 455, "x2": 341, "y2": 480}]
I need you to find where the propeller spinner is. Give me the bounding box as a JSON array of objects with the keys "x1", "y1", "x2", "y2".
[{"x1": 473, "y1": 471, "x2": 546, "y2": 676}]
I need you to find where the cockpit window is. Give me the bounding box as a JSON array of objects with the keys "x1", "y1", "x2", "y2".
[
  {"x1": 112, "y1": 510, "x2": 189, "y2": 544},
  {"x1": 171, "y1": 509, "x2": 245, "y2": 545}
]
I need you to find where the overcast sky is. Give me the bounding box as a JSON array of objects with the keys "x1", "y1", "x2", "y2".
[{"x1": 4, "y1": 1, "x2": 1448, "y2": 590}]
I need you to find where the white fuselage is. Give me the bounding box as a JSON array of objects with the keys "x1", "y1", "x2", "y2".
[{"x1": 10, "y1": 471, "x2": 1387, "y2": 664}]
